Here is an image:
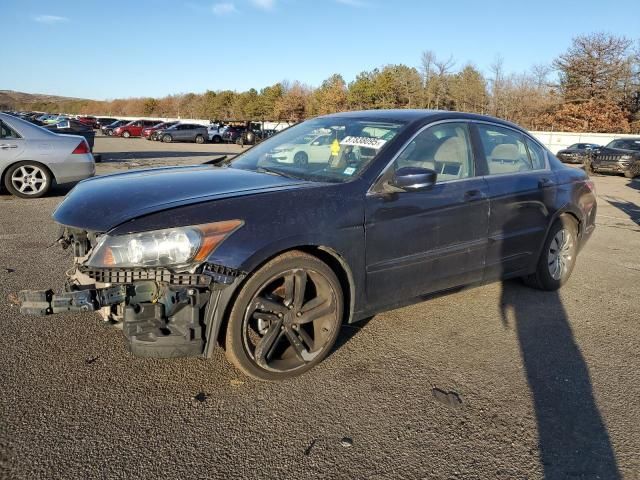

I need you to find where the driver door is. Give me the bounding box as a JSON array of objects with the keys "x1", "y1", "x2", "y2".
[{"x1": 364, "y1": 122, "x2": 490, "y2": 307}]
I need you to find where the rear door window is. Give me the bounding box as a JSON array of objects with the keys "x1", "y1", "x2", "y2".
[
  {"x1": 525, "y1": 138, "x2": 547, "y2": 170},
  {"x1": 0, "y1": 121, "x2": 20, "y2": 139},
  {"x1": 477, "y1": 124, "x2": 532, "y2": 175}
]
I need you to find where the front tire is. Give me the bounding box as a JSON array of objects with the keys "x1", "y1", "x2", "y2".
[
  {"x1": 212, "y1": 135, "x2": 222, "y2": 144},
  {"x1": 122, "y1": 131, "x2": 131, "y2": 138},
  {"x1": 4, "y1": 162, "x2": 52, "y2": 198},
  {"x1": 524, "y1": 216, "x2": 578, "y2": 291},
  {"x1": 225, "y1": 251, "x2": 343, "y2": 381},
  {"x1": 293, "y1": 151, "x2": 309, "y2": 167},
  {"x1": 162, "y1": 134, "x2": 172, "y2": 143}
]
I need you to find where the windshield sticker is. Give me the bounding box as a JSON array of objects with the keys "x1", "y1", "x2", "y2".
[
  {"x1": 330, "y1": 138, "x2": 341, "y2": 156},
  {"x1": 343, "y1": 167, "x2": 356, "y2": 176},
  {"x1": 340, "y1": 136, "x2": 387, "y2": 149}
]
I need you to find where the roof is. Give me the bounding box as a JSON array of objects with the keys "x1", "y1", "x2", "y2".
[{"x1": 318, "y1": 109, "x2": 527, "y2": 131}]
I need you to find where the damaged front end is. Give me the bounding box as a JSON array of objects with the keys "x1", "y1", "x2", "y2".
[{"x1": 19, "y1": 223, "x2": 244, "y2": 358}]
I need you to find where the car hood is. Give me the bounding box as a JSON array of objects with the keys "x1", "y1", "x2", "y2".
[
  {"x1": 53, "y1": 165, "x2": 311, "y2": 232},
  {"x1": 596, "y1": 147, "x2": 640, "y2": 157}
]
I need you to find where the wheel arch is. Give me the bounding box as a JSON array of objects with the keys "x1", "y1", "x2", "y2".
[{"x1": 207, "y1": 244, "x2": 355, "y2": 353}]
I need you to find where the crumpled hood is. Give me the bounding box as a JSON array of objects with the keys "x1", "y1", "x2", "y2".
[{"x1": 53, "y1": 165, "x2": 309, "y2": 232}]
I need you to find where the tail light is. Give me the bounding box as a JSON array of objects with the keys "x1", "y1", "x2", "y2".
[
  {"x1": 585, "y1": 179, "x2": 596, "y2": 194},
  {"x1": 72, "y1": 140, "x2": 90, "y2": 154}
]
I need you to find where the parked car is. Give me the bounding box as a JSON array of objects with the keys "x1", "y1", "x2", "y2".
[
  {"x1": 114, "y1": 120, "x2": 162, "y2": 138},
  {"x1": 95, "y1": 118, "x2": 120, "y2": 130},
  {"x1": 101, "y1": 120, "x2": 129, "y2": 136},
  {"x1": 44, "y1": 118, "x2": 96, "y2": 151},
  {"x1": 268, "y1": 132, "x2": 334, "y2": 164},
  {"x1": 17, "y1": 110, "x2": 596, "y2": 380},
  {"x1": 208, "y1": 124, "x2": 225, "y2": 143},
  {"x1": 158, "y1": 123, "x2": 208, "y2": 144},
  {"x1": 222, "y1": 126, "x2": 245, "y2": 143},
  {"x1": 590, "y1": 138, "x2": 640, "y2": 178},
  {"x1": 76, "y1": 116, "x2": 98, "y2": 129},
  {"x1": 556, "y1": 143, "x2": 599, "y2": 164},
  {"x1": 0, "y1": 112, "x2": 94, "y2": 198},
  {"x1": 37, "y1": 114, "x2": 60, "y2": 124},
  {"x1": 143, "y1": 121, "x2": 178, "y2": 141}
]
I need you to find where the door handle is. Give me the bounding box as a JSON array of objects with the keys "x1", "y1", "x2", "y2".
[
  {"x1": 464, "y1": 189, "x2": 483, "y2": 200},
  {"x1": 538, "y1": 178, "x2": 554, "y2": 188},
  {"x1": 0, "y1": 144, "x2": 18, "y2": 149}
]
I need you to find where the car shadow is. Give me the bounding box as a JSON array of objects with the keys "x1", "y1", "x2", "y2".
[
  {"x1": 626, "y1": 178, "x2": 640, "y2": 191},
  {"x1": 499, "y1": 279, "x2": 620, "y2": 478},
  {"x1": 601, "y1": 195, "x2": 640, "y2": 226}
]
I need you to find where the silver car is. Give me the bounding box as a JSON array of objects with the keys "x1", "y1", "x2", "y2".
[
  {"x1": 159, "y1": 123, "x2": 208, "y2": 144},
  {"x1": 0, "y1": 113, "x2": 95, "y2": 198}
]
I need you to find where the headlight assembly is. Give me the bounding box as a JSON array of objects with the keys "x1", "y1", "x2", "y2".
[{"x1": 87, "y1": 220, "x2": 244, "y2": 269}]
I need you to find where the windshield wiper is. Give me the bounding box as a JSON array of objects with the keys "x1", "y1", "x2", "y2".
[
  {"x1": 255, "y1": 166, "x2": 296, "y2": 179},
  {"x1": 202, "y1": 155, "x2": 228, "y2": 166}
]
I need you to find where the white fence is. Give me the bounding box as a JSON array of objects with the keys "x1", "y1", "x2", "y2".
[{"x1": 530, "y1": 131, "x2": 637, "y2": 154}]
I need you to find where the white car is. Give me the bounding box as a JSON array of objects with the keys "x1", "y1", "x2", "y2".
[
  {"x1": 208, "y1": 125, "x2": 226, "y2": 143},
  {"x1": 0, "y1": 113, "x2": 95, "y2": 198},
  {"x1": 269, "y1": 133, "x2": 335, "y2": 165}
]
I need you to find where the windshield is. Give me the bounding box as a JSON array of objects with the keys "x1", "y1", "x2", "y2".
[
  {"x1": 606, "y1": 139, "x2": 640, "y2": 151},
  {"x1": 230, "y1": 117, "x2": 406, "y2": 183}
]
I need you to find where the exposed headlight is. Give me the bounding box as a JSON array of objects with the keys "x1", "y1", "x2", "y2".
[{"x1": 87, "y1": 220, "x2": 243, "y2": 268}]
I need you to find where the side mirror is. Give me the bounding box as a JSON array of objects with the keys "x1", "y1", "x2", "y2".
[{"x1": 390, "y1": 167, "x2": 437, "y2": 192}]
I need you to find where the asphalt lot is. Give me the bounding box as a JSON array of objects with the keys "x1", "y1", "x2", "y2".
[{"x1": 1, "y1": 136, "x2": 639, "y2": 479}]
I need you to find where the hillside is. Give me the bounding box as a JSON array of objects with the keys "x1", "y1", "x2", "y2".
[{"x1": 0, "y1": 90, "x2": 90, "y2": 110}]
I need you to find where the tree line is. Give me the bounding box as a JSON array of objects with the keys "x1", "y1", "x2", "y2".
[{"x1": 9, "y1": 32, "x2": 640, "y2": 133}]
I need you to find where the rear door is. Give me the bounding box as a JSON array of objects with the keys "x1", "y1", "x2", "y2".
[
  {"x1": 365, "y1": 121, "x2": 490, "y2": 305},
  {"x1": 473, "y1": 122, "x2": 555, "y2": 279},
  {"x1": 0, "y1": 120, "x2": 25, "y2": 166}
]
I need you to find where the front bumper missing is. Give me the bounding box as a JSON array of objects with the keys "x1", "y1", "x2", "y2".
[
  {"x1": 19, "y1": 286, "x2": 126, "y2": 315},
  {"x1": 18, "y1": 263, "x2": 242, "y2": 358}
]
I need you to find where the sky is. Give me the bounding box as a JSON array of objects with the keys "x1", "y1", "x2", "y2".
[{"x1": 2, "y1": 0, "x2": 639, "y2": 100}]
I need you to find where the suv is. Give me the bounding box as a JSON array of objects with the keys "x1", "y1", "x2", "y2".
[
  {"x1": 114, "y1": 120, "x2": 162, "y2": 138},
  {"x1": 590, "y1": 138, "x2": 640, "y2": 178},
  {"x1": 159, "y1": 123, "x2": 208, "y2": 144}
]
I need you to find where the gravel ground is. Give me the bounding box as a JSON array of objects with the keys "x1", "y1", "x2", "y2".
[{"x1": 1, "y1": 138, "x2": 639, "y2": 479}]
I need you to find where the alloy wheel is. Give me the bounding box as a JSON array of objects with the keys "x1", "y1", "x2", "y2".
[
  {"x1": 10, "y1": 165, "x2": 48, "y2": 195},
  {"x1": 242, "y1": 268, "x2": 338, "y2": 373},
  {"x1": 547, "y1": 228, "x2": 574, "y2": 281}
]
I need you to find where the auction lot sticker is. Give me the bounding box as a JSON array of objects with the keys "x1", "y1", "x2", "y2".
[{"x1": 340, "y1": 136, "x2": 387, "y2": 149}]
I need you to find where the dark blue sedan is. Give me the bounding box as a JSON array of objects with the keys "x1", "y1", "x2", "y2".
[{"x1": 20, "y1": 110, "x2": 597, "y2": 380}]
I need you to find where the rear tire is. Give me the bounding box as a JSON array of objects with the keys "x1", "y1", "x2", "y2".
[
  {"x1": 225, "y1": 251, "x2": 343, "y2": 381},
  {"x1": 523, "y1": 216, "x2": 578, "y2": 291},
  {"x1": 3, "y1": 161, "x2": 52, "y2": 199},
  {"x1": 195, "y1": 135, "x2": 205, "y2": 144}
]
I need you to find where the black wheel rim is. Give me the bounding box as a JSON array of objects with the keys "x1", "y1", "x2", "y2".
[
  {"x1": 242, "y1": 268, "x2": 338, "y2": 373},
  {"x1": 294, "y1": 152, "x2": 308, "y2": 166}
]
